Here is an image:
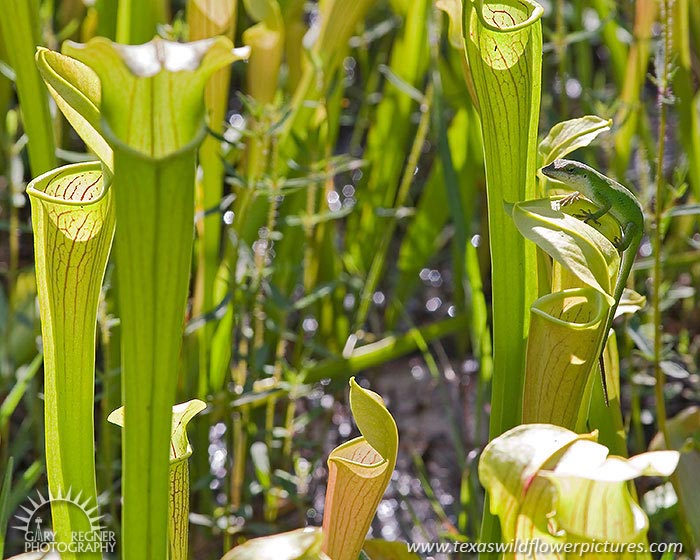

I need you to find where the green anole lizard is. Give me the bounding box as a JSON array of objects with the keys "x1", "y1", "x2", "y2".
[{"x1": 541, "y1": 158, "x2": 644, "y2": 405}]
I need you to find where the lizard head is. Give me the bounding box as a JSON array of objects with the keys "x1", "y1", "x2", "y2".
[{"x1": 541, "y1": 159, "x2": 594, "y2": 190}]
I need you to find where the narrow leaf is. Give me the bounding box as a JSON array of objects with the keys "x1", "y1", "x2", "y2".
[{"x1": 35, "y1": 47, "x2": 113, "y2": 170}]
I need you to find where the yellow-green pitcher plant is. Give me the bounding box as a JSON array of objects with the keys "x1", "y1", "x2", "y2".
[
  {"x1": 32, "y1": 35, "x2": 248, "y2": 558},
  {"x1": 60, "y1": 36, "x2": 248, "y2": 559},
  {"x1": 109, "y1": 399, "x2": 206, "y2": 560},
  {"x1": 321, "y1": 378, "x2": 398, "y2": 560},
  {"x1": 479, "y1": 424, "x2": 679, "y2": 556},
  {"x1": 219, "y1": 377, "x2": 399, "y2": 560},
  {"x1": 28, "y1": 163, "x2": 114, "y2": 558},
  {"x1": 463, "y1": 0, "x2": 544, "y2": 442},
  {"x1": 446, "y1": 0, "x2": 545, "y2": 546}
]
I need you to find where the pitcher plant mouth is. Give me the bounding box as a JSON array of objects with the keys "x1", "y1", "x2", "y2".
[
  {"x1": 530, "y1": 288, "x2": 612, "y2": 330},
  {"x1": 27, "y1": 161, "x2": 112, "y2": 207},
  {"x1": 65, "y1": 37, "x2": 250, "y2": 78},
  {"x1": 470, "y1": 0, "x2": 544, "y2": 33},
  {"x1": 63, "y1": 36, "x2": 249, "y2": 159}
]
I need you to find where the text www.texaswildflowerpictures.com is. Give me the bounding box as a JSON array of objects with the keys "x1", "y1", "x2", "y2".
[{"x1": 406, "y1": 539, "x2": 683, "y2": 556}]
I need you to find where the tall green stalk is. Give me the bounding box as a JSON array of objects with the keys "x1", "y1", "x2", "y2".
[
  {"x1": 116, "y1": 0, "x2": 168, "y2": 44},
  {"x1": 347, "y1": 0, "x2": 430, "y2": 276},
  {"x1": 187, "y1": 0, "x2": 237, "y2": 398},
  {"x1": 28, "y1": 162, "x2": 115, "y2": 559},
  {"x1": 463, "y1": 0, "x2": 543, "y2": 548},
  {"x1": 0, "y1": 0, "x2": 55, "y2": 176},
  {"x1": 653, "y1": 0, "x2": 671, "y2": 461},
  {"x1": 671, "y1": 0, "x2": 700, "y2": 198},
  {"x1": 463, "y1": 0, "x2": 542, "y2": 437},
  {"x1": 612, "y1": 0, "x2": 657, "y2": 178},
  {"x1": 63, "y1": 37, "x2": 248, "y2": 559}
]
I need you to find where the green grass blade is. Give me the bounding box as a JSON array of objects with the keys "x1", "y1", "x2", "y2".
[
  {"x1": 672, "y1": 0, "x2": 700, "y2": 199},
  {"x1": 589, "y1": 0, "x2": 628, "y2": 88},
  {"x1": 303, "y1": 315, "x2": 468, "y2": 383},
  {"x1": 347, "y1": 0, "x2": 430, "y2": 274},
  {"x1": 612, "y1": 0, "x2": 657, "y2": 178},
  {"x1": 0, "y1": 457, "x2": 14, "y2": 558},
  {"x1": 356, "y1": 83, "x2": 433, "y2": 327},
  {"x1": 116, "y1": 0, "x2": 168, "y2": 44},
  {"x1": 187, "y1": 0, "x2": 237, "y2": 398},
  {"x1": 0, "y1": 0, "x2": 56, "y2": 176},
  {"x1": 0, "y1": 353, "x2": 43, "y2": 432}
]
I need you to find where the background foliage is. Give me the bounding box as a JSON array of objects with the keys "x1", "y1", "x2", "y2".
[{"x1": 1, "y1": 0, "x2": 699, "y2": 557}]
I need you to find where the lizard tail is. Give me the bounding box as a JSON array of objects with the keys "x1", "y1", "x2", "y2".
[{"x1": 599, "y1": 353, "x2": 609, "y2": 407}]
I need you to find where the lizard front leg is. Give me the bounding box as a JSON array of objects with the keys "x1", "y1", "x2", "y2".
[
  {"x1": 573, "y1": 200, "x2": 612, "y2": 226},
  {"x1": 576, "y1": 198, "x2": 612, "y2": 225},
  {"x1": 557, "y1": 192, "x2": 612, "y2": 226},
  {"x1": 556, "y1": 191, "x2": 581, "y2": 209}
]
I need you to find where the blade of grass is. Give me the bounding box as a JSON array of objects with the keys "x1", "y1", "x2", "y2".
[
  {"x1": 0, "y1": 0, "x2": 56, "y2": 176},
  {"x1": 116, "y1": 0, "x2": 168, "y2": 44},
  {"x1": 589, "y1": 0, "x2": 628, "y2": 89},
  {"x1": 355, "y1": 84, "x2": 433, "y2": 327},
  {"x1": 612, "y1": 0, "x2": 657, "y2": 178},
  {"x1": 671, "y1": 0, "x2": 700, "y2": 199},
  {"x1": 187, "y1": 0, "x2": 237, "y2": 399},
  {"x1": 0, "y1": 457, "x2": 14, "y2": 558},
  {"x1": 0, "y1": 353, "x2": 43, "y2": 433},
  {"x1": 303, "y1": 315, "x2": 467, "y2": 383},
  {"x1": 347, "y1": 0, "x2": 430, "y2": 275}
]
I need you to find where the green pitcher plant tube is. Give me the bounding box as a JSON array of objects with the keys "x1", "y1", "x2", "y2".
[
  {"x1": 59, "y1": 36, "x2": 249, "y2": 559},
  {"x1": 186, "y1": 0, "x2": 237, "y2": 398},
  {"x1": 463, "y1": 0, "x2": 543, "y2": 437},
  {"x1": 242, "y1": 0, "x2": 284, "y2": 105},
  {"x1": 28, "y1": 162, "x2": 115, "y2": 559},
  {"x1": 522, "y1": 288, "x2": 609, "y2": 431},
  {"x1": 108, "y1": 399, "x2": 206, "y2": 560},
  {"x1": 462, "y1": 1, "x2": 543, "y2": 546},
  {"x1": 321, "y1": 378, "x2": 398, "y2": 560}
]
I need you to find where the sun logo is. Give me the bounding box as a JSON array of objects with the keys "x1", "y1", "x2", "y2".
[{"x1": 12, "y1": 487, "x2": 104, "y2": 543}]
